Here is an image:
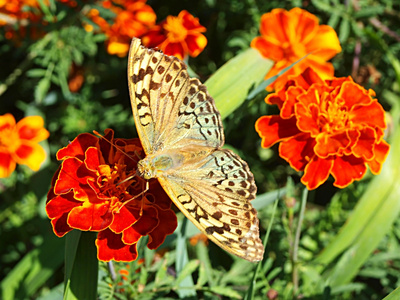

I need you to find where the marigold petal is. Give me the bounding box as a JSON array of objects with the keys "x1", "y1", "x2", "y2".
[
  {"x1": 68, "y1": 202, "x2": 113, "y2": 231},
  {"x1": 147, "y1": 208, "x2": 178, "y2": 249},
  {"x1": 350, "y1": 101, "x2": 386, "y2": 129},
  {"x1": 351, "y1": 127, "x2": 377, "y2": 160},
  {"x1": 14, "y1": 140, "x2": 46, "y2": 171},
  {"x1": 17, "y1": 115, "x2": 49, "y2": 142},
  {"x1": 46, "y1": 192, "x2": 82, "y2": 219},
  {"x1": 129, "y1": 206, "x2": 159, "y2": 236},
  {"x1": 305, "y1": 25, "x2": 341, "y2": 59},
  {"x1": 339, "y1": 81, "x2": 373, "y2": 109},
  {"x1": 256, "y1": 116, "x2": 301, "y2": 148},
  {"x1": 84, "y1": 147, "x2": 101, "y2": 172},
  {"x1": 46, "y1": 192, "x2": 81, "y2": 236},
  {"x1": 55, "y1": 157, "x2": 95, "y2": 196},
  {"x1": 280, "y1": 86, "x2": 304, "y2": 118},
  {"x1": 331, "y1": 155, "x2": 366, "y2": 188},
  {"x1": 180, "y1": 10, "x2": 206, "y2": 31},
  {"x1": 303, "y1": 58, "x2": 334, "y2": 80},
  {"x1": 294, "y1": 67, "x2": 325, "y2": 87},
  {"x1": 96, "y1": 229, "x2": 138, "y2": 262},
  {"x1": 0, "y1": 151, "x2": 16, "y2": 178},
  {"x1": 367, "y1": 140, "x2": 390, "y2": 174},
  {"x1": 279, "y1": 133, "x2": 315, "y2": 171},
  {"x1": 295, "y1": 103, "x2": 320, "y2": 136},
  {"x1": 301, "y1": 155, "x2": 334, "y2": 190},
  {"x1": 251, "y1": 36, "x2": 285, "y2": 61},
  {"x1": 186, "y1": 33, "x2": 207, "y2": 57},
  {"x1": 110, "y1": 206, "x2": 140, "y2": 233},
  {"x1": 315, "y1": 131, "x2": 351, "y2": 158},
  {"x1": 163, "y1": 41, "x2": 185, "y2": 60},
  {"x1": 121, "y1": 226, "x2": 142, "y2": 245},
  {"x1": 0, "y1": 113, "x2": 16, "y2": 130},
  {"x1": 50, "y1": 212, "x2": 73, "y2": 237},
  {"x1": 107, "y1": 41, "x2": 130, "y2": 57},
  {"x1": 57, "y1": 133, "x2": 99, "y2": 161}
]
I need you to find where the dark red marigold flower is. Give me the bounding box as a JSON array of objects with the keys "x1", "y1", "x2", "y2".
[
  {"x1": 46, "y1": 129, "x2": 177, "y2": 261},
  {"x1": 256, "y1": 68, "x2": 390, "y2": 190}
]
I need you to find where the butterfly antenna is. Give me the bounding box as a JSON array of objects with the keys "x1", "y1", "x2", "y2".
[
  {"x1": 93, "y1": 130, "x2": 141, "y2": 164},
  {"x1": 93, "y1": 130, "x2": 143, "y2": 187},
  {"x1": 117, "y1": 180, "x2": 149, "y2": 214}
]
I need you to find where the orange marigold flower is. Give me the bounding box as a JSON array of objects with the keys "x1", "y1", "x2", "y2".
[
  {"x1": 251, "y1": 8, "x2": 342, "y2": 91},
  {"x1": 46, "y1": 129, "x2": 177, "y2": 261},
  {"x1": 141, "y1": 10, "x2": 207, "y2": 60},
  {"x1": 255, "y1": 68, "x2": 390, "y2": 190},
  {"x1": 88, "y1": 0, "x2": 156, "y2": 57},
  {"x1": 0, "y1": 113, "x2": 49, "y2": 178}
]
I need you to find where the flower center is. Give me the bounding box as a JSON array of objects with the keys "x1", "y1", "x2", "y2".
[
  {"x1": 163, "y1": 15, "x2": 187, "y2": 42},
  {"x1": 318, "y1": 94, "x2": 349, "y2": 133},
  {"x1": 0, "y1": 127, "x2": 19, "y2": 152},
  {"x1": 97, "y1": 163, "x2": 137, "y2": 201}
]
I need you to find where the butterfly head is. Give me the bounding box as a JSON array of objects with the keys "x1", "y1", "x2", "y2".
[
  {"x1": 137, "y1": 154, "x2": 175, "y2": 180},
  {"x1": 137, "y1": 158, "x2": 155, "y2": 180}
]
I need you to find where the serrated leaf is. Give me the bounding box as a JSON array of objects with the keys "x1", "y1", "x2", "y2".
[
  {"x1": 175, "y1": 260, "x2": 200, "y2": 286},
  {"x1": 35, "y1": 78, "x2": 51, "y2": 103},
  {"x1": 26, "y1": 69, "x2": 47, "y2": 78},
  {"x1": 339, "y1": 18, "x2": 350, "y2": 42},
  {"x1": 208, "y1": 286, "x2": 242, "y2": 299}
]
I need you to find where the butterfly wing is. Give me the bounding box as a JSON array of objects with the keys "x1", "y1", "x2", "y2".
[
  {"x1": 128, "y1": 38, "x2": 224, "y2": 156},
  {"x1": 158, "y1": 148, "x2": 264, "y2": 262}
]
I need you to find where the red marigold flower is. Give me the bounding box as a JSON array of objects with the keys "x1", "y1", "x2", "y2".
[
  {"x1": 0, "y1": 113, "x2": 49, "y2": 178},
  {"x1": 87, "y1": 0, "x2": 156, "y2": 57},
  {"x1": 251, "y1": 8, "x2": 342, "y2": 91},
  {"x1": 46, "y1": 129, "x2": 177, "y2": 261},
  {"x1": 255, "y1": 68, "x2": 390, "y2": 190},
  {"x1": 141, "y1": 10, "x2": 207, "y2": 60}
]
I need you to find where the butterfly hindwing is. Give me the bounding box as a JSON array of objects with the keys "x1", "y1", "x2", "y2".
[{"x1": 157, "y1": 148, "x2": 263, "y2": 261}]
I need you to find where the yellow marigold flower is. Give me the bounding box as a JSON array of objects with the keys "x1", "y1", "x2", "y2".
[{"x1": 0, "y1": 114, "x2": 49, "y2": 178}]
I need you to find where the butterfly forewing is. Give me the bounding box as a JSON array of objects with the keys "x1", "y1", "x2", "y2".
[
  {"x1": 128, "y1": 39, "x2": 223, "y2": 154},
  {"x1": 128, "y1": 38, "x2": 264, "y2": 262}
]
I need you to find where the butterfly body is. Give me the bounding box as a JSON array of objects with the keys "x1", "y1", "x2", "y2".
[{"x1": 128, "y1": 38, "x2": 264, "y2": 262}]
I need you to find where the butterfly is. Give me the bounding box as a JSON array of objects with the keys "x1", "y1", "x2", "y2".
[{"x1": 127, "y1": 38, "x2": 264, "y2": 262}]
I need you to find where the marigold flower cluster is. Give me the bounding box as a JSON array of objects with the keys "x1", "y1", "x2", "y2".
[
  {"x1": 45, "y1": 129, "x2": 177, "y2": 261},
  {"x1": 255, "y1": 68, "x2": 390, "y2": 190},
  {"x1": 88, "y1": 1, "x2": 207, "y2": 59},
  {"x1": 0, "y1": 114, "x2": 49, "y2": 178},
  {"x1": 1, "y1": 1, "x2": 207, "y2": 59},
  {"x1": 0, "y1": 0, "x2": 47, "y2": 40}
]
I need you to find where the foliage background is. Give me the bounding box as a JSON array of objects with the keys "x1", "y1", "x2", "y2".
[{"x1": 1, "y1": 0, "x2": 400, "y2": 299}]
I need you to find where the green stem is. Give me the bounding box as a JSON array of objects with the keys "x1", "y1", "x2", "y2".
[{"x1": 292, "y1": 188, "x2": 308, "y2": 295}]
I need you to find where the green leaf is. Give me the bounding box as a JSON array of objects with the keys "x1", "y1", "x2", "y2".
[
  {"x1": 26, "y1": 68, "x2": 47, "y2": 78},
  {"x1": 175, "y1": 260, "x2": 200, "y2": 286},
  {"x1": 208, "y1": 286, "x2": 242, "y2": 299},
  {"x1": 383, "y1": 287, "x2": 400, "y2": 300},
  {"x1": 35, "y1": 77, "x2": 51, "y2": 103},
  {"x1": 64, "y1": 231, "x2": 98, "y2": 300},
  {"x1": 175, "y1": 217, "x2": 196, "y2": 297},
  {"x1": 205, "y1": 47, "x2": 273, "y2": 119}
]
